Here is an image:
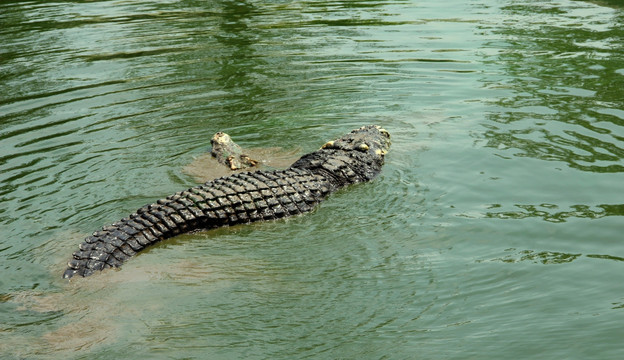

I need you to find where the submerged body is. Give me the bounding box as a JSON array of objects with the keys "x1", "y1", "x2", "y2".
[{"x1": 63, "y1": 125, "x2": 390, "y2": 279}]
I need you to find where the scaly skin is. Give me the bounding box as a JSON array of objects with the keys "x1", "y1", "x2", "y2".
[{"x1": 63, "y1": 125, "x2": 390, "y2": 279}]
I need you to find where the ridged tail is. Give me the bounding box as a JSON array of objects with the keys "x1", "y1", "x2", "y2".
[{"x1": 63, "y1": 168, "x2": 330, "y2": 278}]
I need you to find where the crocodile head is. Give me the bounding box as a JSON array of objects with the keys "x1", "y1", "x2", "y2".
[
  {"x1": 321, "y1": 125, "x2": 390, "y2": 164},
  {"x1": 291, "y1": 125, "x2": 391, "y2": 186}
]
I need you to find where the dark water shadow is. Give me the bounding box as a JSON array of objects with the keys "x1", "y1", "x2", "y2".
[
  {"x1": 581, "y1": 0, "x2": 624, "y2": 9},
  {"x1": 478, "y1": 248, "x2": 624, "y2": 265},
  {"x1": 483, "y1": 203, "x2": 624, "y2": 222}
]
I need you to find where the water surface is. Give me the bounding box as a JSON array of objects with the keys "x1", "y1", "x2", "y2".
[{"x1": 1, "y1": 0, "x2": 623, "y2": 359}]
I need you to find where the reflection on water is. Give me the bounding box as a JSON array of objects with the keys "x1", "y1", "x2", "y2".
[
  {"x1": 583, "y1": 0, "x2": 624, "y2": 9},
  {"x1": 478, "y1": 248, "x2": 624, "y2": 265},
  {"x1": 478, "y1": 248, "x2": 582, "y2": 264},
  {"x1": 480, "y1": 2, "x2": 624, "y2": 173},
  {"x1": 483, "y1": 203, "x2": 623, "y2": 222},
  {"x1": 1, "y1": 0, "x2": 624, "y2": 359}
]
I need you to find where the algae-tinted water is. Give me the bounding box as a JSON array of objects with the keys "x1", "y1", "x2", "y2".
[{"x1": 1, "y1": 1, "x2": 623, "y2": 359}]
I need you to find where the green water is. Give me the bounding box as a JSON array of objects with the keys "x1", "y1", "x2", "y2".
[{"x1": 1, "y1": 0, "x2": 623, "y2": 358}]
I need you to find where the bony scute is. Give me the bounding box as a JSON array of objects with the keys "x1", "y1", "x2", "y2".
[{"x1": 321, "y1": 140, "x2": 335, "y2": 149}]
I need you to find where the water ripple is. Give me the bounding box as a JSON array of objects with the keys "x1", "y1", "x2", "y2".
[{"x1": 1, "y1": 1, "x2": 623, "y2": 359}]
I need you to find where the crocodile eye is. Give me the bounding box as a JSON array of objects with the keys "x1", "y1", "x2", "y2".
[
  {"x1": 356, "y1": 143, "x2": 369, "y2": 151},
  {"x1": 321, "y1": 140, "x2": 335, "y2": 149}
]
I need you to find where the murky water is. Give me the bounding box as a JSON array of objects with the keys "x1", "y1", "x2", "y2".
[{"x1": 1, "y1": 0, "x2": 623, "y2": 359}]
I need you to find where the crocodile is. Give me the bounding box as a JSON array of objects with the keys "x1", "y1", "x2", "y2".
[
  {"x1": 210, "y1": 132, "x2": 259, "y2": 170},
  {"x1": 62, "y1": 125, "x2": 390, "y2": 279}
]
